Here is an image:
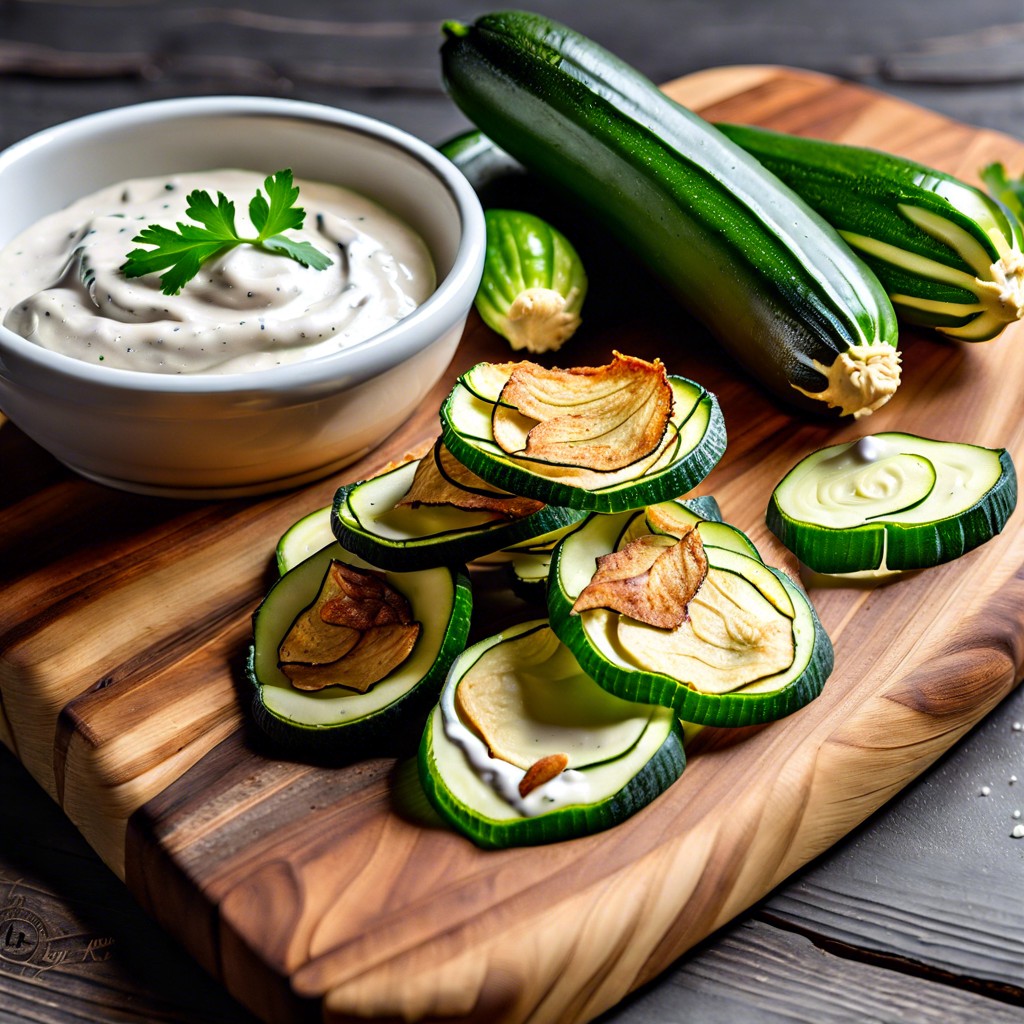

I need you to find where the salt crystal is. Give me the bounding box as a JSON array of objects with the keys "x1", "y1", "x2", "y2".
[
  {"x1": 1012, "y1": 824, "x2": 1024, "y2": 839},
  {"x1": 980, "y1": 786, "x2": 991, "y2": 796}
]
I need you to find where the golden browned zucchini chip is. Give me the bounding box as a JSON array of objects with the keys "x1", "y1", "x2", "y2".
[
  {"x1": 571, "y1": 527, "x2": 708, "y2": 628},
  {"x1": 278, "y1": 560, "x2": 421, "y2": 693},
  {"x1": 616, "y1": 569, "x2": 795, "y2": 694},
  {"x1": 398, "y1": 439, "x2": 544, "y2": 519},
  {"x1": 492, "y1": 352, "x2": 674, "y2": 471}
]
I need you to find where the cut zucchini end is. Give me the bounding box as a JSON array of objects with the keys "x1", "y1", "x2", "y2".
[
  {"x1": 791, "y1": 343, "x2": 902, "y2": 419},
  {"x1": 488, "y1": 286, "x2": 584, "y2": 354},
  {"x1": 248, "y1": 545, "x2": 473, "y2": 757}
]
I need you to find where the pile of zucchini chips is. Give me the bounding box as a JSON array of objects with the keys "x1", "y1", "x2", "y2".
[
  {"x1": 249, "y1": 353, "x2": 837, "y2": 847},
  {"x1": 248, "y1": 12, "x2": 1018, "y2": 848}
]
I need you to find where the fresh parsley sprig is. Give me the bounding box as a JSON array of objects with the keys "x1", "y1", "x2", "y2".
[{"x1": 121, "y1": 169, "x2": 333, "y2": 296}]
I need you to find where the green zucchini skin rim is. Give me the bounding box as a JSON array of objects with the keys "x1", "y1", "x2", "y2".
[
  {"x1": 246, "y1": 555, "x2": 473, "y2": 759},
  {"x1": 547, "y1": 515, "x2": 834, "y2": 727},
  {"x1": 276, "y1": 505, "x2": 334, "y2": 575},
  {"x1": 417, "y1": 621, "x2": 686, "y2": 849},
  {"x1": 766, "y1": 447, "x2": 1018, "y2": 573},
  {"x1": 439, "y1": 371, "x2": 727, "y2": 514},
  {"x1": 716, "y1": 123, "x2": 1024, "y2": 341},
  {"x1": 331, "y1": 458, "x2": 586, "y2": 571},
  {"x1": 440, "y1": 13, "x2": 898, "y2": 412}
]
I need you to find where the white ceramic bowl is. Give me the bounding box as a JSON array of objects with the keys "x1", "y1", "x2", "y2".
[{"x1": 0, "y1": 97, "x2": 485, "y2": 497}]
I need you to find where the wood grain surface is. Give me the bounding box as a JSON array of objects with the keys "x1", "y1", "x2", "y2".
[{"x1": 2, "y1": 66, "x2": 1024, "y2": 1024}]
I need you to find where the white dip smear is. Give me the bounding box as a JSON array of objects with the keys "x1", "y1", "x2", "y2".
[{"x1": 0, "y1": 169, "x2": 435, "y2": 373}]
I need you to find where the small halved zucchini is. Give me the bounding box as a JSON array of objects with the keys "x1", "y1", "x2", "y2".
[
  {"x1": 332, "y1": 442, "x2": 586, "y2": 571},
  {"x1": 767, "y1": 433, "x2": 1017, "y2": 573},
  {"x1": 476, "y1": 208, "x2": 587, "y2": 353},
  {"x1": 419, "y1": 619, "x2": 684, "y2": 848},
  {"x1": 548, "y1": 511, "x2": 833, "y2": 726},
  {"x1": 440, "y1": 353, "x2": 726, "y2": 512},
  {"x1": 248, "y1": 543, "x2": 472, "y2": 756}
]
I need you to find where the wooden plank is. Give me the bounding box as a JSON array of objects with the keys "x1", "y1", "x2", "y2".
[
  {"x1": 762, "y1": 682, "x2": 1024, "y2": 994},
  {"x1": 2, "y1": 64, "x2": 1023, "y2": 1024},
  {"x1": 11, "y1": 732, "x2": 1018, "y2": 1024},
  {"x1": 598, "y1": 919, "x2": 1024, "y2": 1024},
  {"x1": 0, "y1": 748, "x2": 257, "y2": 1024}
]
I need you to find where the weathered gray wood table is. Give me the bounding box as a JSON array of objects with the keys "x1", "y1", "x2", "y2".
[{"x1": 1, "y1": 1, "x2": 1023, "y2": 1022}]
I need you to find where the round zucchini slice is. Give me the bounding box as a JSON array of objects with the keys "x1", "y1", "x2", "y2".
[
  {"x1": 248, "y1": 543, "x2": 472, "y2": 757},
  {"x1": 767, "y1": 432, "x2": 1017, "y2": 572},
  {"x1": 439, "y1": 356, "x2": 726, "y2": 513},
  {"x1": 419, "y1": 620, "x2": 684, "y2": 848},
  {"x1": 332, "y1": 450, "x2": 586, "y2": 571},
  {"x1": 276, "y1": 505, "x2": 334, "y2": 574},
  {"x1": 548, "y1": 511, "x2": 833, "y2": 726}
]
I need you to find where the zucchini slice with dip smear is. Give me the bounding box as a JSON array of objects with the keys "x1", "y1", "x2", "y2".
[
  {"x1": 248, "y1": 543, "x2": 472, "y2": 756},
  {"x1": 440, "y1": 352, "x2": 726, "y2": 513},
  {"x1": 767, "y1": 432, "x2": 1017, "y2": 574},
  {"x1": 332, "y1": 439, "x2": 586, "y2": 571},
  {"x1": 419, "y1": 619, "x2": 684, "y2": 848},
  {"x1": 548, "y1": 510, "x2": 833, "y2": 727}
]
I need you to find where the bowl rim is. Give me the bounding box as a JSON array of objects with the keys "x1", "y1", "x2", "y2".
[{"x1": 0, "y1": 94, "x2": 484, "y2": 396}]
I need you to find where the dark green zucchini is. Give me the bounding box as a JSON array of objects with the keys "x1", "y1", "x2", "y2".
[
  {"x1": 440, "y1": 13, "x2": 900, "y2": 418},
  {"x1": 717, "y1": 124, "x2": 1024, "y2": 342},
  {"x1": 331, "y1": 447, "x2": 586, "y2": 571}
]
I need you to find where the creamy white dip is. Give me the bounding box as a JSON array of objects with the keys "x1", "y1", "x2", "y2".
[{"x1": 0, "y1": 169, "x2": 435, "y2": 373}]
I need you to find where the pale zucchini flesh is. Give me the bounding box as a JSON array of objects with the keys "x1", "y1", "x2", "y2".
[
  {"x1": 419, "y1": 620, "x2": 684, "y2": 848},
  {"x1": 276, "y1": 505, "x2": 334, "y2": 574},
  {"x1": 767, "y1": 432, "x2": 1018, "y2": 573}
]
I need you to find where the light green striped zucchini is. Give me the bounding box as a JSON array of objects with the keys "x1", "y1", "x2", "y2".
[{"x1": 718, "y1": 123, "x2": 1024, "y2": 342}]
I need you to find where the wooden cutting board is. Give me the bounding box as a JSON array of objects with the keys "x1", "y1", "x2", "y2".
[{"x1": 2, "y1": 66, "x2": 1024, "y2": 1024}]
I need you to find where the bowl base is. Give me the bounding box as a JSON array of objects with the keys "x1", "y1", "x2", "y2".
[{"x1": 64, "y1": 446, "x2": 373, "y2": 500}]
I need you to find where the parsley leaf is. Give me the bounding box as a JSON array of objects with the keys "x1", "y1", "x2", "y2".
[{"x1": 121, "y1": 169, "x2": 333, "y2": 295}]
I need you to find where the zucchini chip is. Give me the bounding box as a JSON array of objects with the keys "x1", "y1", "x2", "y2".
[
  {"x1": 549, "y1": 510, "x2": 833, "y2": 726},
  {"x1": 767, "y1": 432, "x2": 1017, "y2": 573},
  {"x1": 441, "y1": 354, "x2": 726, "y2": 512},
  {"x1": 248, "y1": 544, "x2": 472, "y2": 756},
  {"x1": 332, "y1": 441, "x2": 586, "y2": 571},
  {"x1": 419, "y1": 620, "x2": 684, "y2": 848}
]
